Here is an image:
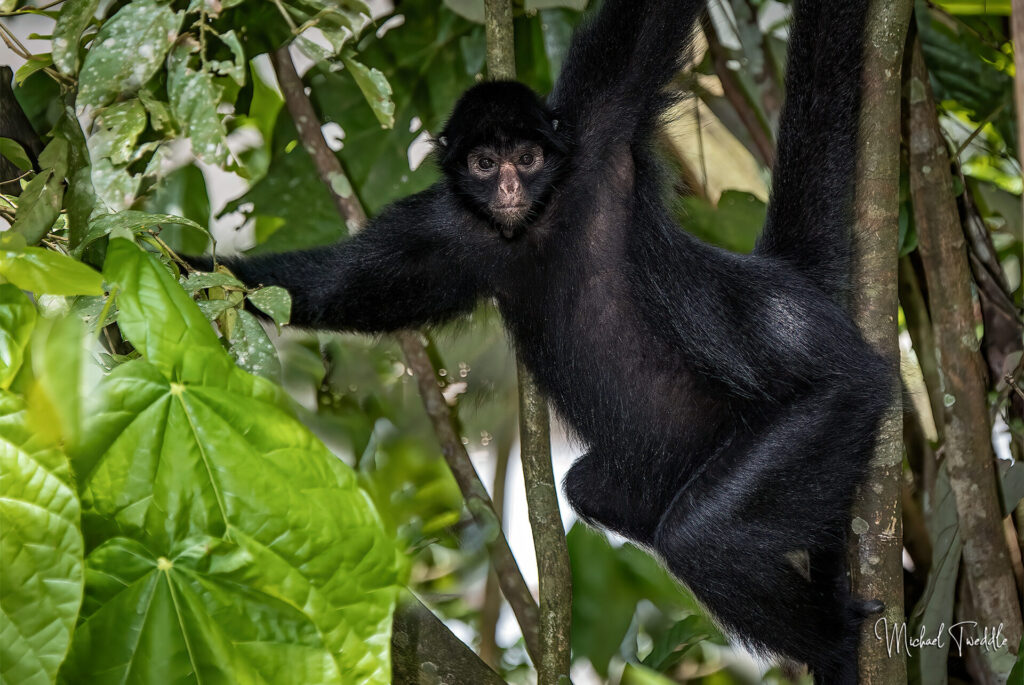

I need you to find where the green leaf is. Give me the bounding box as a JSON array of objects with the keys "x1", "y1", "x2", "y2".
[
  {"x1": 167, "y1": 42, "x2": 228, "y2": 165},
  {"x1": 0, "y1": 138, "x2": 33, "y2": 172},
  {"x1": 0, "y1": 392, "x2": 84, "y2": 685},
  {"x1": 0, "y1": 285, "x2": 36, "y2": 388},
  {"x1": 102, "y1": 239, "x2": 223, "y2": 378},
  {"x1": 1009, "y1": 638, "x2": 1023, "y2": 684},
  {"x1": 247, "y1": 285, "x2": 292, "y2": 327},
  {"x1": 341, "y1": 54, "x2": 395, "y2": 129},
  {"x1": 0, "y1": 246, "x2": 104, "y2": 296},
  {"x1": 14, "y1": 55, "x2": 52, "y2": 86},
  {"x1": 620, "y1": 663, "x2": 679, "y2": 685},
  {"x1": 88, "y1": 100, "x2": 147, "y2": 166},
  {"x1": 62, "y1": 343, "x2": 402, "y2": 683},
  {"x1": 77, "y1": 210, "x2": 206, "y2": 256},
  {"x1": 77, "y1": 0, "x2": 183, "y2": 109},
  {"x1": 10, "y1": 170, "x2": 62, "y2": 245},
  {"x1": 228, "y1": 309, "x2": 281, "y2": 378},
  {"x1": 53, "y1": 0, "x2": 101, "y2": 75},
  {"x1": 215, "y1": 29, "x2": 246, "y2": 86},
  {"x1": 182, "y1": 272, "x2": 244, "y2": 291}
]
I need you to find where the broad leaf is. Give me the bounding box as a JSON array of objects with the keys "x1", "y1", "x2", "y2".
[
  {"x1": 0, "y1": 244, "x2": 104, "y2": 296},
  {"x1": 70, "y1": 240, "x2": 403, "y2": 683},
  {"x1": 0, "y1": 285, "x2": 35, "y2": 389},
  {"x1": 0, "y1": 393, "x2": 84, "y2": 685}
]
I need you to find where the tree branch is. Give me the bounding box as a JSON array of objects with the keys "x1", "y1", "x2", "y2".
[
  {"x1": 483, "y1": 1, "x2": 573, "y2": 681},
  {"x1": 847, "y1": 0, "x2": 913, "y2": 682},
  {"x1": 905, "y1": 36, "x2": 1023, "y2": 645},
  {"x1": 701, "y1": 13, "x2": 775, "y2": 167},
  {"x1": 269, "y1": 43, "x2": 542, "y2": 669}
]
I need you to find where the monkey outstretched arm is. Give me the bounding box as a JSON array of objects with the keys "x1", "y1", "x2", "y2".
[
  {"x1": 212, "y1": 186, "x2": 490, "y2": 332},
  {"x1": 550, "y1": 0, "x2": 704, "y2": 145}
]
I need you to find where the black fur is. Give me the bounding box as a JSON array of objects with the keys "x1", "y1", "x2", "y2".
[{"x1": 195, "y1": 2, "x2": 887, "y2": 681}]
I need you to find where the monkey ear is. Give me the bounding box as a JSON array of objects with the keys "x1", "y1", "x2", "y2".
[
  {"x1": 551, "y1": 119, "x2": 559, "y2": 131},
  {"x1": 437, "y1": 135, "x2": 448, "y2": 148}
]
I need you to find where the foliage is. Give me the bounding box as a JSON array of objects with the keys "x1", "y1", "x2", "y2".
[{"x1": 0, "y1": 0, "x2": 1020, "y2": 683}]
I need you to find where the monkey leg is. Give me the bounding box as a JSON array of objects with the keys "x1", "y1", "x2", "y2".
[
  {"x1": 652, "y1": 386, "x2": 886, "y2": 685},
  {"x1": 563, "y1": 449, "x2": 671, "y2": 544}
]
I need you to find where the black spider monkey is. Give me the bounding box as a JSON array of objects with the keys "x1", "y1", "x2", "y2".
[{"x1": 191, "y1": 0, "x2": 888, "y2": 681}]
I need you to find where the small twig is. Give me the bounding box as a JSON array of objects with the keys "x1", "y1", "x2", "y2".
[
  {"x1": 271, "y1": 0, "x2": 299, "y2": 33},
  {"x1": 0, "y1": 23, "x2": 33, "y2": 59},
  {"x1": 1003, "y1": 374, "x2": 1019, "y2": 401},
  {"x1": 952, "y1": 100, "x2": 1008, "y2": 158}
]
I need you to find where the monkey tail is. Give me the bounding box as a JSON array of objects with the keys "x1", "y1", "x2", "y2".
[{"x1": 754, "y1": 0, "x2": 871, "y2": 308}]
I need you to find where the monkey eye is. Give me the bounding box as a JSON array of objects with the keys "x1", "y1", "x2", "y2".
[
  {"x1": 518, "y1": 153, "x2": 535, "y2": 166},
  {"x1": 477, "y1": 157, "x2": 495, "y2": 171}
]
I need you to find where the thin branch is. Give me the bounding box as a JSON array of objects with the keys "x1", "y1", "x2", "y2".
[
  {"x1": 700, "y1": 13, "x2": 775, "y2": 167},
  {"x1": 906, "y1": 35, "x2": 1023, "y2": 645},
  {"x1": 268, "y1": 43, "x2": 542, "y2": 667},
  {"x1": 484, "y1": 0, "x2": 573, "y2": 681},
  {"x1": 395, "y1": 331, "x2": 541, "y2": 664},
  {"x1": 848, "y1": 0, "x2": 913, "y2": 682},
  {"x1": 952, "y1": 100, "x2": 1008, "y2": 159},
  {"x1": 1012, "y1": 0, "x2": 1024, "y2": 241}
]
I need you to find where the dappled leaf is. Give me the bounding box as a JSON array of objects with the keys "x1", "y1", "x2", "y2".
[
  {"x1": 228, "y1": 309, "x2": 281, "y2": 378},
  {"x1": 53, "y1": 0, "x2": 101, "y2": 76},
  {"x1": 247, "y1": 285, "x2": 291, "y2": 327},
  {"x1": 183, "y1": 272, "x2": 245, "y2": 291},
  {"x1": 0, "y1": 393, "x2": 84, "y2": 685},
  {"x1": 78, "y1": 210, "x2": 206, "y2": 256},
  {"x1": 168, "y1": 42, "x2": 228, "y2": 165},
  {"x1": 88, "y1": 100, "x2": 147, "y2": 166},
  {"x1": 77, "y1": 0, "x2": 183, "y2": 109}
]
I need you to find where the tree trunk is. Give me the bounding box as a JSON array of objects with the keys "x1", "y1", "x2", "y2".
[{"x1": 848, "y1": 0, "x2": 913, "y2": 682}]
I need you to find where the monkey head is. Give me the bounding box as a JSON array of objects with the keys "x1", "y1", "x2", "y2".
[{"x1": 437, "y1": 80, "x2": 569, "y2": 238}]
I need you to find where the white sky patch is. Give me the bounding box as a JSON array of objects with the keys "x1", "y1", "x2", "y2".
[
  {"x1": 408, "y1": 130, "x2": 434, "y2": 171},
  {"x1": 321, "y1": 122, "x2": 345, "y2": 151}
]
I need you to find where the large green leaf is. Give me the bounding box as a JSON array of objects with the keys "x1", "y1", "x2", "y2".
[
  {"x1": 62, "y1": 240, "x2": 403, "y2": 684},
  {"x1": 0, "y1": 392, "x2": 84, "y2": 685},
  {"x1": 77, "y1": 0, "x2": 183, "y2": 109},
  {"x1": 0, "y1": 286, "x2": 36, "y2": 389},
  {"x1": 0, "y1": 240, "x2": 104, "y2": 296}
]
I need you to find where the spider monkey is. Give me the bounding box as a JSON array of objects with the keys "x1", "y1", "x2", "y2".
[{"x1": 191, "y1": 1, "x2": 887, "y2": 681}]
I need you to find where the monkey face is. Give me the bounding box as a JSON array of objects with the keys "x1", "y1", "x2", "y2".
[{"x1": 463, "y1": 142, "x2": 547, "y2": 234}]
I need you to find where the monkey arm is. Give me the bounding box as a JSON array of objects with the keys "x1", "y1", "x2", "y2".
[
  {"x1": 198, "y1": 186, "x2": 491, "y2": 333},
  {"x1": 550, "y1": 0, "x2": 703, "y2": 146}
]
